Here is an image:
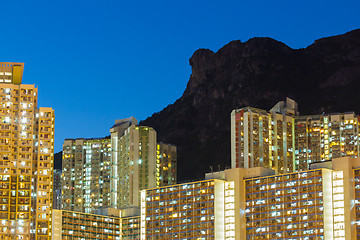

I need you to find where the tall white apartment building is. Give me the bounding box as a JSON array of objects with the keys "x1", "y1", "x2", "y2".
[{"x1": 110, "y1": 117, "x2": 157, "y2": 209}]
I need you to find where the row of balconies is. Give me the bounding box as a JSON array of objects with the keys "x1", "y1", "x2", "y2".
[
  {"x1": 62, "y1": 215, "x2": 120, "y2": 224},
  {"x1": 147, "y1": 205, "x2": 215, "y2": 215},
  {"x1": 246, "y1": 231, "x2": 323, "y2": 239},
  {"x1": 247, "y1": 210, "x2": 324, "y2": 221},
  {"x1": 245, "y1": 174, "x2": 322, "y2": 186},
  {"x1": 146, "y1": 222, "x2": 214, "y2": 228},
  {"x1": 147, "y1": 186, "x2": 214, "y2": 196},
  {"x1": 0, "y1": 198, "x2": 30, "y2": 205},
  {"x1": 246, "y1": 217, "x2": 324, "y2": 227},
  {"x1": 146, "y1": 196, "x2": 214, "y2": 207},
  {"x1": 0, "y1": 89, "x2": 34, "y2": 95},
  {"x1": 62, "y1": 232, "x2": 119, "y2": 240},
  {"x1": 62, "y1": 223, "x2": 119, "y2": 231},
  {"x1": 246, "y1": 184, "x2": 323, "y2": 195},
  {"x1": 145, "y1": 229, "x2": 214, "y2": 238}
]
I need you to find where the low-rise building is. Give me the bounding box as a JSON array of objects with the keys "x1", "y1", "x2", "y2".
[
  {"x1": 139, "y1": 156, "x2": 359, "y2": 239},
  {"x1": 54, "y1": 156, "x2": 360, "y2": 239},
  {"x1": 52, "y1": 209, "x2": 121, "y2": 240},
  {"x1": 52, "y1": 208, "x2": 141, "y2": 240}
]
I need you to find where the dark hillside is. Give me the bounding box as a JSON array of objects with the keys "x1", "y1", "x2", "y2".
[{"x1": 141, "y1": 29, "x2": 360, "y2": 181}]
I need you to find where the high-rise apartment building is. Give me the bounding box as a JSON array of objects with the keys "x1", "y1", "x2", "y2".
[
  {"x1": 61, "y1": 117, "x2": 177, "y2": 214},
  {"x1": 295, "y1": 113, "x2": 359, "y2": 171},
  {"x1": 0, "y1": 62, "x2": 54, "y2": 240},
  {"x1": 110, "y1": 117, "x2": 157, "y2": 209},
  {"x1": 156, "y1": 143, "x2": 177, "y2": 186},
  {"x1": 53, "y1": 169, "x2": 62, "y2": 210},
  {"x1": 62, "y1": 138, "x2": 111, "y2": 213},
  {"x1": 231, "y1": 97, "x2": 360, "y2": 173}
]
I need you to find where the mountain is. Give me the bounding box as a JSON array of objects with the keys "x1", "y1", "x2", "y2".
[{"x1": 140, "y1": 29, "x2": 360, "y2": 181}]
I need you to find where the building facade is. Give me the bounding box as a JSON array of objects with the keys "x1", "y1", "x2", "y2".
[
  {"x1": 52, "y1": 209, "x2": 121, "y2": 240},
  {"x1": 61, "y1": 117, "x2": 177, "y2": 214},
  {"x1": 62, "y1": 138, "x2": 111, "y2": 213},
  {"x1": 110, "y1": 118, "x2": 157, "y2": 209},
  {"x1": 231, "y1": 98, "x2": 360, "y2": 174},
  {"x1": 121, "y1": 215, "x2": 140, "y2": 240},
  {"x1": 353, "y1": 168, "x2": 360, "y2": 239},
  {"x1": 53, "y1": 156, "x2": 360, "y2": 239},
  {"x1": 137, "y1": 157, "x2": 360, "y2": 239},
  {"x1": 140, "y1": 177, "x2": 239, "y2": 240},
  {"x1": 52, "y1": 208, "x2": 141, "y2": 240},
  {"x1": 245, "y1": 168, "x2": 330, "y2": 239},
  {"x1": 0, "y1": 62, "x2": 54, "y2": 240},
  {"x1": 53, "y1": 169, "x2": 62, "y2": 210},
  {"x1": 156, "y1": 143, "x2": 177, "y2": 187}
]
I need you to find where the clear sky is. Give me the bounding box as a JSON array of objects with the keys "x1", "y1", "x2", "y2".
[{"x1": 1, "y1": 0, "x2": 359, "y2": 152}]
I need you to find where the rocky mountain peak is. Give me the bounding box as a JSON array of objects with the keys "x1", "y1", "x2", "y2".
[{"x1": 141, "y1": 29, "x2": 360, "y2": 181}]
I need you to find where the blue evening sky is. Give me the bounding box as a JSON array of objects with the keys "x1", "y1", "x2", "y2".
[{"x1": 0, "y1": 0, "x2": 359, "y2": 152}]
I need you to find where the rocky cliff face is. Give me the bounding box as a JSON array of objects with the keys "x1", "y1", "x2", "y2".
[{"x1": 142, "y1": 29, "x2": 360, "y2": 181}]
